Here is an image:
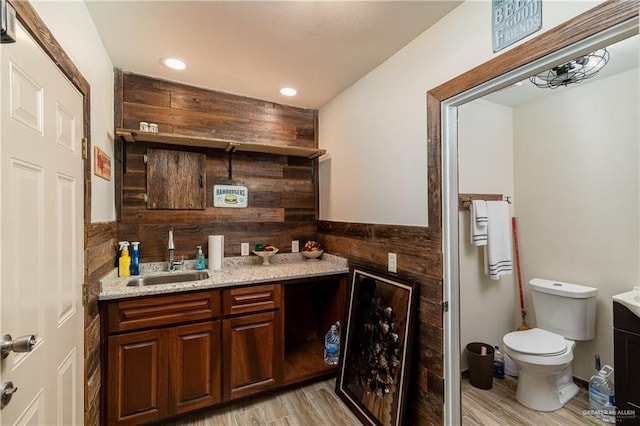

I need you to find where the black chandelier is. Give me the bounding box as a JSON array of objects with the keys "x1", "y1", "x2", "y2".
[{"x1": 529, "y1": 48, "x2": 610, "y2": 89}]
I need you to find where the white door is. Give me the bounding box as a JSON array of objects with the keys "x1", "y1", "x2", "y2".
[{"x1": 0, "y1": 21, "x2": 84, "y2": 425}]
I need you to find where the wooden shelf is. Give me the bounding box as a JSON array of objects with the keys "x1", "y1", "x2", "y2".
[
  {"x1": 284, "y1": 339, "x2": 337, "y2": 385},
  {"x1": 116, "y1": 129, "x2": 326, "y2": 159}
]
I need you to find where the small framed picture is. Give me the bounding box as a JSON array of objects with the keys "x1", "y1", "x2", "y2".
[{"x1": 94, "y1": 146, "x2": 111, "y2": 181}]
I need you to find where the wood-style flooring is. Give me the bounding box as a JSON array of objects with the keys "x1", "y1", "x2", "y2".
[
  {"x1": 462, "y1": 375, "x2": 608, "y2": 425},
  {"x1": 163, "y1": 375, "x2": 607, "y2": 425},
  {"x1": 162, "y1": 378, "x2": 362, "y2": 426}
]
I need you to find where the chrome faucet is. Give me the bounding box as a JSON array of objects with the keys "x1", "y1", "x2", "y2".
[{"x1": 167, "y1": 229, "x2": 184, "y2": 271}]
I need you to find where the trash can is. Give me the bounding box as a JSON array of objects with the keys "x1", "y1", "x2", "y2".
[{"x1": 466, "y1": 342, "x2": 494, "y2": 390}]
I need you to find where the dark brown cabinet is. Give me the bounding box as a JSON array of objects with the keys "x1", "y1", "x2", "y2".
[
  {"x1": 223, "y1": 311, "x2": 280, "y2": 400},
  {"x1": 171, "y1": 321, "x2": 221, "y2": 414},
  {"x1": 102, "y1": 275, "x2": 347, "y2": 424},
  {"x1": 222, "y1": 284, "x2": 282, "y2": 400},
  {"x1": 103, "y1": 291, "x2": 221, "y2": 425},
  {"x1": 283, "y1": 275, "x2": 347, "y2": 384},
  {"x1": 613, "y1": 302, "x2": 640, "y2": 425},
  {"x1": 107, "y1": 329, "x2": 169, "y2": 424}
]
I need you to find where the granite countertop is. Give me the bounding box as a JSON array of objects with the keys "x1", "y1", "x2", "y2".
[{"x1": 100, "y1": 253, "x2": 349, "y2": 301}]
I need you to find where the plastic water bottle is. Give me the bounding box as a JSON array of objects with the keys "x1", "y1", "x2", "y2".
[
  {"x1": 324, "y1": 322, "x2": 340, "y2": 365},
  {"x1": 589, "y1": 361, "x2": 615, "y2": 422},
  {"x1": 493, "y1": 345, "x2": 505, "y2": 379}
]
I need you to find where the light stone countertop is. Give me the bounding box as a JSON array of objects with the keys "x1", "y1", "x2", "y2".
[{"x1": 100, "y1": 253, "x2": 349, "y2": 301}]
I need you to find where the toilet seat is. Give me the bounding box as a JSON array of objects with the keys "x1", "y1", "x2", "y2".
[{"x1": 504, "y1": 328, "x2": 567, "y2": 356}]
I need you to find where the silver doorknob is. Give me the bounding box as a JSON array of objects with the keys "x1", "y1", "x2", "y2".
[
  {"x1": 1, "y1": 334, "x2": 36, "y2": 359},
  {"x1": 0, "y1": 381, "x2": 18, "y2": 409}
]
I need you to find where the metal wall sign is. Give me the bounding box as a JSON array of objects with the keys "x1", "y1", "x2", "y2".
[
  {"x1": 493, "y1": 0, "x2": 542, "y2": 52},
  {"x1": 213, "y1": 184, "x2": 248, "y2": 208}
]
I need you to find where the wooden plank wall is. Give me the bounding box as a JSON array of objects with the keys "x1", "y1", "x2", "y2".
[
  {"x1": 115, "y1": 72, "x2": 319, "y2": 262},
  {"x1": 317, "y1": 221, "x2": 444, "y2": 424},
  {"x1": 85, "y1": 221, "x2": 118, "y2": 426}
]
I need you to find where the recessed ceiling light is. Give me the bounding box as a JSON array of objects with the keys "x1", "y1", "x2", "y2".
[
  {"x1": 162, "y1": 57, "x2": 186, "y2": 70},
  {"x1": 280, "y1": 87, "x2": 297, "y2": 97}
]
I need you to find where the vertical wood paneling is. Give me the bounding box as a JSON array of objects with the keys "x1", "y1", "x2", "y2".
[{"x1": 117, "y1": 73, "x2": 319, "y2": 262}]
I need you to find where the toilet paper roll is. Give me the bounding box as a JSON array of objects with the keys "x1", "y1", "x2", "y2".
[{"x1": 208, "y1": 235, "x2": 224, "y2": 271}]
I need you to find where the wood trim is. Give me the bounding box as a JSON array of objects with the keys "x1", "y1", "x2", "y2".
[
  {"x1": 428, "y1": 0, "x2": 639, "y2": 423},
  {"x1": 8, "y1": 1, "x2": 89, "y2": 95},
  {"x1": 429, "y1": 0, "x2": 639, "y2": 101},
  {"x1": 8, "y1": 1, "x2": 96, "y2": 424},
  {"x1": 114, "y1": 69, "x2": 124, "y2": 221},
  {"x1": 8, "y1": 0, "x2": 92, "y2": 225}
]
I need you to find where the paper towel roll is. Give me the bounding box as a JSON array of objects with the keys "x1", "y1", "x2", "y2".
[{"x1": 208, "y1": 235, "x2": 224, "y2": 271}]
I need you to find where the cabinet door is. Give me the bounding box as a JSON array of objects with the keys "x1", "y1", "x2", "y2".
[
  {"x1": 146, "y1": 148, "x2": 206, "y2": 209},
  {"x1": 107, "y1": 329, "x2": 168, "y2": 425},
  {"x1": 614, "y1": 328, "x2": 640, "y2": 419},
  {"x1": 170, "y1": 321, "x2": 221, "y2": 414},
  {"x1": 222, "y1": 311, "x2": 281, "y2": 400}
]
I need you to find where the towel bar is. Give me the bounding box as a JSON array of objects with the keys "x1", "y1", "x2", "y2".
[{"x1": 458, "y1": 193, "x2": 510, "y2": 210}]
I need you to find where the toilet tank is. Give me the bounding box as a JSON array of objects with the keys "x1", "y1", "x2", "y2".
[{"x1": 530, "y1": 278, "x2": 598, "y2": 341}]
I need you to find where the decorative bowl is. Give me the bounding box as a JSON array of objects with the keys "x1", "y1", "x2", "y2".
[
  {"x1": 301, "y1": 250, "x2": 323, "y2": 261},
  {"x1": 253, "y1": 249, "x2": 279, "y2": 265}
]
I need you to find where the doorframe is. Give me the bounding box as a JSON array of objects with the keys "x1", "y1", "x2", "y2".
[
  {"x1": 7, "y1": 0, "x2": 92, "y2": 420},
  {"x1": 8, "y1": 1, "x2": 91, "y2": 222},
  {"x1": 425, "y1": 1, "x2": 639, "y2": 424}
]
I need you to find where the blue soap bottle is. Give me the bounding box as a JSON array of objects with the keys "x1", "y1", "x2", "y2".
[
  {"x1": 131, "y1": 242, "x2": 140, "y2": 275},
  {"x1": 196, "y1": 246, "x2": 206, "y2": 270}
]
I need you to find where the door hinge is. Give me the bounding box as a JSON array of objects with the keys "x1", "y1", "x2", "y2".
[
  {"x1": 82, "y1": 283, "x2": 89, "y2": 306},
  {"x1": 442, "y1": 301, "x2": 449, "y2": 312},
  {"x1": 82, "y1": 138, "x2": 88, "y2": 160}
]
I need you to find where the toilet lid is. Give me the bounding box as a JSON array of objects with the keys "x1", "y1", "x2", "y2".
[{"x1": 504, "y1": 328, "x2": 567, "y2": 356}]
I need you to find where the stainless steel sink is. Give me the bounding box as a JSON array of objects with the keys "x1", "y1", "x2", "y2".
[{"x1": 127, "y1": 271, "x2": 209, "y2": 287}]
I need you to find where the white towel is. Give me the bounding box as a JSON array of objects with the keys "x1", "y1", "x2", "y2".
[
  {"x1": 484, "y1": 201, "x2": 513, "y2": 280},
  {"x1": 470, "y1": 200, "x2": 488, "y2": 246}
]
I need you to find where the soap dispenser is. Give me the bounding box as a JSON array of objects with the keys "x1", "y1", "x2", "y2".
[
  {"x1": 118, "y1": 241, "x2": 131, "y2": 277},
  {"x1": 131, "y1": 242, "x2": 140, "y2": 275},
  {"x1": 195, "y1": 246, "x2": 206, "y2": 270}
]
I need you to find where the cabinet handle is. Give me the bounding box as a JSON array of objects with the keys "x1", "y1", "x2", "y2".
[{"x1": 199, "y1": 174, "x2": 204, "y2": 188}]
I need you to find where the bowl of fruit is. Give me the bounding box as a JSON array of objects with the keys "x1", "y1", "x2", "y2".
[
  {"x1": 252, "y1": 244, "x2": 279, "y2": 265},
  {"x1": 301, "y1": 241, "x2": 323, "y2": 261}
]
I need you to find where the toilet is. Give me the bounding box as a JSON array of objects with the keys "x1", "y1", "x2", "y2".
[{"x1": 502, "y1": 278, "x2": 598, "y2": 412}]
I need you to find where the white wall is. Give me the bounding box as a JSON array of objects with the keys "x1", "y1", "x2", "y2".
[
  {"x1": 31, "y1": 0, "x2": 115, "y2": 222},
  {"x1": 458, "y1": 99, "x2": 519, "y2": 369},
  {"x1": 318, "y1": 0, "x2": 601, "y2": 226},
  {"x1": 513, "y1": 68, "x2": 639, "y2": 380}
]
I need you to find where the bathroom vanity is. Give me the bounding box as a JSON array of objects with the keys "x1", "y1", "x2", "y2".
[
  {"x1": 613, "y1": 295, "x2": 640, "y2": 425},
  {"x1": 99, "y1": 254, "x2": 348, "y2": 424}
]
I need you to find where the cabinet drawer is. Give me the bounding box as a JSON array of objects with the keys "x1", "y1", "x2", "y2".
[
  {"x1": 223, "y1": 284, "x2": 281, "y2": 316},
  {"x1": 107, "y1": 291, "x2": 221, "y2": 333}
]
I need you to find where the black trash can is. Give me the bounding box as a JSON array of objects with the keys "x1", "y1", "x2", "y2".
[{"x1": 466, "y1": 342, "x2": 494, "y2": 390}]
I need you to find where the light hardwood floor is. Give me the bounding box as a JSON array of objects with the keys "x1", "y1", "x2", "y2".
[
  {"x1": 163, "y1": 376, "x2": 608, "y2": 425},
  {"x1": 462, "y1": 375, "x2": 608, "y2": 426},
  {"x1": 162, "y1": 379, "x2": 362, "y2": 426}
]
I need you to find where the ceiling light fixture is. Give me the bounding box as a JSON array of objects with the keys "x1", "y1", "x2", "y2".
[
  {"x1": 280, "y1": 87, "x2": 297, "y2": 97},
  {"x1": 529, "y1": 48, "x2": 609, "y2": 89},
  {"x1": 162, "y1": 57, "x2": 186, "y2": 70}
]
